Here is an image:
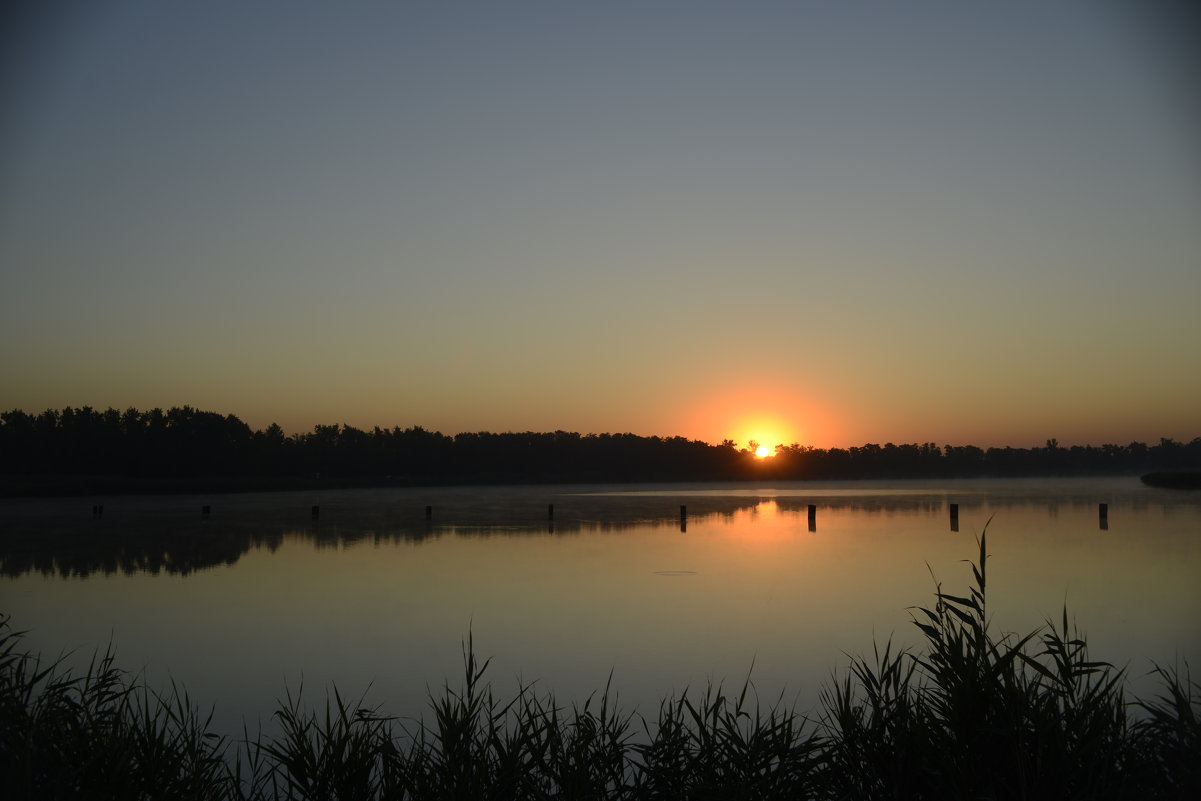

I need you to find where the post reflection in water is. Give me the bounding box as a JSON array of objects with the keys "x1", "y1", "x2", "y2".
[{"x1": 1, "y1": 478, "x2": 1198, "y2": 741}]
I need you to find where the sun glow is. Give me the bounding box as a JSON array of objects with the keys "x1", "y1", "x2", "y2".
[
  {"x1": 726, "y1": 411, "x2": 803, "y2": 456},
  {"x1": 679, "y1": 382, "x2": 846, "y2": 451}
]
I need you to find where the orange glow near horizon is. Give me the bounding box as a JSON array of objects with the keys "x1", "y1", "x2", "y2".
[{"x1": 677, "y1": 382, "x2": 846, "y2": 451}]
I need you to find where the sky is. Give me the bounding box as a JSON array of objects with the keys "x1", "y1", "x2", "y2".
[{"x1": 2, "y1": 0, "x2": 1199, "y2": 450}]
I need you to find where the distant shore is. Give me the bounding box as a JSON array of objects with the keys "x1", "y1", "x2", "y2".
[
  {"x1": 0, "y1": 470, "x2": 1177, "y2": 499},
  {"x1": 0, "y1": 473, "x2": 418, "y2": 498},
  {"x1": 1140, "y1": 471, "x2": 1201, "y2": 490},
  {"x1": 3, "y1": 406, "x2": 1199, "y2": 497}
]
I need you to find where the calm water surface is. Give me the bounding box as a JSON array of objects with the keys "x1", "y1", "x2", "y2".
[{"x1": 2, "y1": 478, "x2": 1198, "y2": 738}]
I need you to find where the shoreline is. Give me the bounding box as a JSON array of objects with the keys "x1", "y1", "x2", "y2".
[{"x1": 0, "y1": 469, "x2": 1172, "y2": 499}]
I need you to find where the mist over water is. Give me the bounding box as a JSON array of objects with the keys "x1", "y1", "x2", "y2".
[{"x1": 2, "y1": 478, "x2": 1198, "y2": 740}]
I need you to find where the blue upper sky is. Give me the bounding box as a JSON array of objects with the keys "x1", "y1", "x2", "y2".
[{"x1": 2, "y1": 0, "x2": 1198, "y2": 447}]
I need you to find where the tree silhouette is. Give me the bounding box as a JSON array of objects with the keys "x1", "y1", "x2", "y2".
[{"x1": 1, "y1": 406, "x2": 1199, "y2": 494}]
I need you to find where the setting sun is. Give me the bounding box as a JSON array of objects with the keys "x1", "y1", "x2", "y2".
[{"x1": 755, "y1": 444, "x2": 773, "y2": 458}]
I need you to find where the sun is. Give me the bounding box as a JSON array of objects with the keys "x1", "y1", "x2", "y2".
[{"x1": 755, "y1": 444, "x2": 773, "y2": 458}]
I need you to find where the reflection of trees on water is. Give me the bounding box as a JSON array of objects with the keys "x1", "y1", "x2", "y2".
[
  {"x1": 772, "y1": 493, "x2": 1172, "y2": 516},
  {"x1": 0, "y1": 523, "x2": 280, "y2": 579},
  {"x1": 2, "y1": 488, "x2": 1190, "y2": 579},
  {"x1": 0, "y1": 497, "x2": 764, "y2": 578}
]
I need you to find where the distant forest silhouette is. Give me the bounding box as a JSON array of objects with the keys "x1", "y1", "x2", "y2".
[{"x1": 2, "y1": 406, "x2": 1199, "y2": 495}]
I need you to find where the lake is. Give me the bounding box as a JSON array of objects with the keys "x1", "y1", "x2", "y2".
[{"x1": 1, "y1": 477, "x2": 1198, "y2": 740}]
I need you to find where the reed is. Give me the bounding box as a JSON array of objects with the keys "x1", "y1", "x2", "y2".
[
  {"x1": 0, "y1": 620, "x2": 231, "y2": 799},
  {"x1": 819, "y1": 532, "x2": 1160, "y2": 799},
  {"x1": 2, "y1": 538, "x2": 1198, "y2": 800}
]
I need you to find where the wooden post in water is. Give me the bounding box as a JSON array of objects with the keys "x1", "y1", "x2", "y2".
[
  {"x1": 548, "y1": 503, "x2": 555, "y2": 520},
  {"x1": 807, "y1": 504, "x2": 817, "y2": 532},
  {"x1": 949, "y1": 503, "x2": 959, "y2": 532},
  {"x1": 425, "y1": 505, "x2": 433, "y2": 521},
  {"x1": 679, "y1": 505, "x2": 687, "y2": 533},
  {"x1": 201, "y1": 505, "x2": 211, "y2": 518},
  {"x1": 311, "y1": 505, "x2": 320, "y2": 520},
  {"x1": 1099, "y1": 503, "x2": 1108, "y2": 530}
]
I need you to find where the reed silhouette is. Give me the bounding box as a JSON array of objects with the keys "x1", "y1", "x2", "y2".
[{"x1": 2, "y1": 538, "x2": 1197, "y2": 799}]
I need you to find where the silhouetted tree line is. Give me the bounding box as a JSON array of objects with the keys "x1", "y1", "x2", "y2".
[
  {"x1": 767, "y1": 436, "x2": 1201, "y2": 479},
  {"x1": 1, "y1": 407, "x2": 1199, "y2": 493}
]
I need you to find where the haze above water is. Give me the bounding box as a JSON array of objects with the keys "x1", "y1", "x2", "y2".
[{"x1": 2, "y1": 478, "x2": 1198, "y2": 740}]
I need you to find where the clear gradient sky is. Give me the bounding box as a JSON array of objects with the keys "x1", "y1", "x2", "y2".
[{"x1": 2, "y1": 1, "x2": 1198, "y2": 450}]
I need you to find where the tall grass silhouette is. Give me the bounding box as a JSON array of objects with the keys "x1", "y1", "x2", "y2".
[{"x1": 2, "y1": 535, "x2": 1197, "y2": 799}]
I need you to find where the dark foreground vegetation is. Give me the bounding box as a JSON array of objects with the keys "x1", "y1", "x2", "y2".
[
  {"x1": 2, "y1": 537, "x2": 1197, "y2": 800},
  {"x1": 2, "y1": 406, "x2": 1200, "y2": 495}
]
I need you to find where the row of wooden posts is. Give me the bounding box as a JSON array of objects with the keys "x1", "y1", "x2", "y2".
[
  {"x1": 945, "y1": 503, "x2": 1110, "y2": 531},
  {"x1": 89, "y1": 501, "x2": 1113, "y2": 531}
]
